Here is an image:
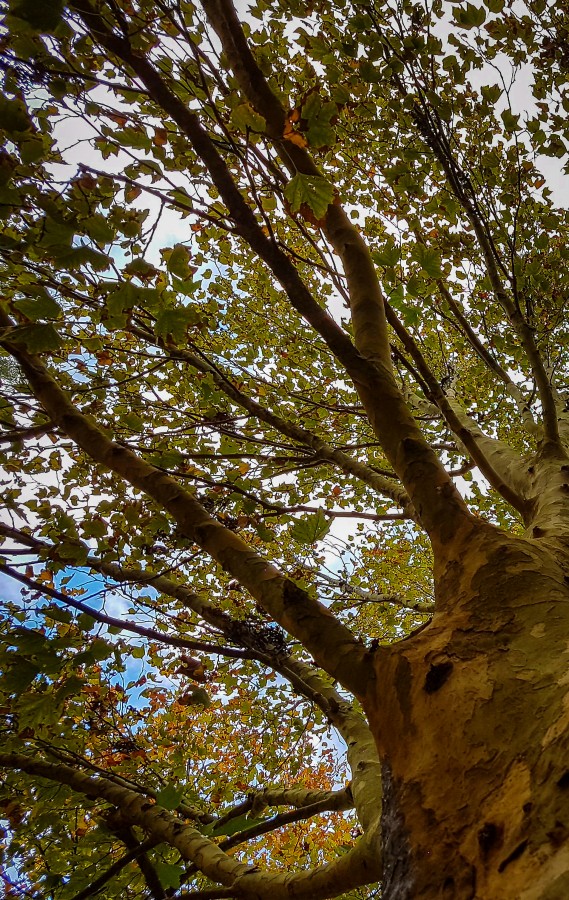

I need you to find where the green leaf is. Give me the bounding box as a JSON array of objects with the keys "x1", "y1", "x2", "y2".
[
  {"x1": 0, "y1": 93, "x2": 33, "y2": 134},
  {"x1": 55, "y1": 246, "x2": 111, "y2": 271},
  {"x1": 123, "y1": 411, "x2": 144, "y2": 431},
  {"x1": 290, "y1": 510, "x2": 331, "y2": 544},
  {"x1": 373, "y1": 244, "x2": 400, "y2": 267},
  {"x1": 124, "y1": 257, "x2": 157, "y2": 279},
  {"x1": 156, "y1": 783, "x2": 185, "y2": 810},
  {"x1": 154, "y1": 862, "x2": 183, "y2": 891},
  {"x1": 255, "y1": 522, "x2": 276, "y2": 542},
  {"x1": 42, "y1": 606, "x2": 73, "y2": 625},
  {"x1": 411, "y1": 245, "x2": 442, "y2": 279},
  {"x1": 302, "y1": 93, "x2": 337, "y2": 148},
  {"x1": 0, "y1": 658, "x2": 40, "y2": 694},
  {"x1": 231, "y1": 103, "x2": 267, "y2": 133},
  {"x1": 76, "y1": 612, "x2": 96, "y2": 631},
  {"x1": 19, "y1": 136, "x2": 45, "y2": 164},
  {"x1": 83, "y1": 517, "x2": 107, "y2": 538},
  {"x1": 501, "y1": 110, "x2": 521, "y2": 132},
  {"x1": 453, "y1": 3, "x2": 486, "y2": 27},
  {"x1": 155, "y1": 307, "x2": 196, "y2": 341},
  {"x1": 54, "y1": 675, "x2": 85, "y2": 704},
  {"x1": 18, "y1": 690, "x2": 62, "y2": 730},
  {"x1": 8, "y1": 323, "x2": 64, "y2": 352},
  {"x1": 284, "y1": 174, "x2": 334, "y2": 220},
  {"x1": 82, "y1": 214, "x2": 115, "y2": 244},
  {"x1": 165, "y1": 243, "x2": 193, "y2": 279},
  {"x1": 114, "y1": 127, "x2": 151, "y2": 151},
  {"x1": 9, "y1": 0, "x2": 65, "y2": 32},
  {"x1": 13, "y1": 293, "x2": 62, "y2": 321},
  {"x1": 209, "y1": 813, "x2": 267, "y2": 836}
]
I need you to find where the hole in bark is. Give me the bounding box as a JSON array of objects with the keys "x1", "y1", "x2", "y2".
[
  {"x1": 523, "y1": 802, "x2": 533, "y2": 815},
  {"x1": 528, "y1": 465, "x2": 535, "y2": 473},
  {"x1": 498, "y1": 840, "x2": 528, "y2": 873},
  {"x1": 557, "y1": 771, "x2": 569, "y2": 789},
  {"x1": 478, "y1": 822, "x2": 503, "y2": 857},
  {"x1": 424, "y1": 661, "x2": 453, "y2": 693},
  {"x1": 532, "y1": 526, "x2": 546, "y2": 537}
]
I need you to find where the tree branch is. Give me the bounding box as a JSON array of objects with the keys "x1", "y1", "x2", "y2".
[
  {"x1": 410, "y1": 99, "x2": 563, "y2": 451},
  {"x1": 0, "y1": 314, "x2": 372, "y2": 697},
  {"x1": 0, "y1": 560, "x2": 253, "y2": 660},
  {"x1": 68, "y1": 0, "x2": 475, "y2": 546},
  {"x1": 127, "y1": 325, "x2": 412, "y2": 514},
  {"x1": 0, "y1": 523, "x2": 382, "y2": 832},
  {"x1": 384, "y1": 300, "x2": 531, "y2": 514},
  {"x1": 0, "y1": 753, "x2": 381, "y2": 900},
  {"x1": 69, "y1": 838, "x2": 159, "y2": 900}
]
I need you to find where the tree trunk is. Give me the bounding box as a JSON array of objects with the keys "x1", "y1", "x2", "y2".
[{"x1": 364, "y1": 524, "x2": 569, "y2": 899}]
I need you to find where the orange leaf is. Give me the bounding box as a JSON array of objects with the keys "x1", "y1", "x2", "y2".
[
  {"x1": 108, "y1": 113, "x2": 128, "y2": 127},
  {"x1": 153, "y1": 127, "x2": 168, "y2": 146},
  {"x1": 283, "y1": 123, "x2": 308, "y2": 148}
]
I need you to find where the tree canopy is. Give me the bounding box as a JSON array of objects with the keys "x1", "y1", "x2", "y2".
[{"x1": 1, "y1": 0, "x2": 569, "y2": 897}]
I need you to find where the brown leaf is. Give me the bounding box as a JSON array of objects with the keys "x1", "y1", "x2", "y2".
[{"x1": 153, "y1": 127, "x2": 168, "y2": 146}]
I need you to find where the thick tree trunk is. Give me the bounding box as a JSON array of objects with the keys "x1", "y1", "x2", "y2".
[{"x1": 364, "y1": 524, "x2": 569, "y2": 899}]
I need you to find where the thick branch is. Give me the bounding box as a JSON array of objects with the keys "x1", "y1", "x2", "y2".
[
  {"x1": 0, "y1": 523, "x2": 381, "y2": 832},
  {"x1": 384, "y1": 301, "x2": 530, "y2": 514},
  {"x1": 69, "y1": 0, "x2": 474, "y2": 544},
  {"x1": 0, "y1": 316, "x2": 372, "y2": 697},
  {"x1": 0, "y1": 753, "x2": 381, "y2": 900}
]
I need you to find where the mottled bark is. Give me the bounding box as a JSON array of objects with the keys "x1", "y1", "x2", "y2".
[{"x1": 364, "y1": 521, "x2": 569, "y2": 899}]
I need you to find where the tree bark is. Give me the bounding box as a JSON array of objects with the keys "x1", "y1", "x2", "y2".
[{"x1": 364, "y1": 523, "x2": 569, "y2": 899}]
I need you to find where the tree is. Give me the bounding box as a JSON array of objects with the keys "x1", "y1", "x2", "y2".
[{"x1": 1, "y1": 0, "x2": 569, "y2": 895}]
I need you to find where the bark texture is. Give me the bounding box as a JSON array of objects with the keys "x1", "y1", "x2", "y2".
[{"x1": 365, "y1": 521, "x2": 569, "y2": 899}]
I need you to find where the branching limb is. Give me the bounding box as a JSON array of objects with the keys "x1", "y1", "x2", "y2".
[
  {"x1": 69, "y1": 838, "x2": 159, "y2": 900},
  {"x1": 106, "y1": 821, "x2": 166, "y2": 900},
  {"x1": 0, "y1": 316, "x2": 372, "y2": 696},
  {"x1": 0, "y1": 523, "x2": 382, "y2": 832},
  {"x1": 0, "y1": 421, "x2": 54, "y2": 443},
  {"x1": 384, "y1": 301, "x2": 531, "y2": 514},
  {"x1": 409, "y1": 100, "x2": 563, "y2": 451},
  {"x1": 0, "y1": 753, "x2": 381, "y2": 900},
  {"x1": 0, "y1": 560, "x2": 254, "y2": 660},
  {"x1": 67, "y1": 0, "x2": 474, "y2": 545},
  {"x1": 213, "y1": 790, "x2": 354, "y2": 854},
  {"x1": 127, "y1": 325, "x2": 412, "y2": 514},
  {"x1": 318, "y1": 571, "x2": 433, "y2": 615},
  {"x1": 436, "y1": 281, "x2": 539, "y2": 436}
]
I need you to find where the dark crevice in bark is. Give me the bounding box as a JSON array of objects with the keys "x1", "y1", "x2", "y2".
[
  {"x1": 423, "y1": 660, "x2": 453, "y2": 694},
  {"x1": 498, "y1": 839, "x2": 528, "y2": 873},
  {"x1": 380, "y1": 762, "x2": 414, "y2": 900}
]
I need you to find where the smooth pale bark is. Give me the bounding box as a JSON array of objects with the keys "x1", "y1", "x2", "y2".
[{"x1": 363, "y1": 520, "x2": 569, "y2": 899}]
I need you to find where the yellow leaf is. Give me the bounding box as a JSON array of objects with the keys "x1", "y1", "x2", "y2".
[{"x1": 283, "y1": 118, "x2": 307, "y2": 148}]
